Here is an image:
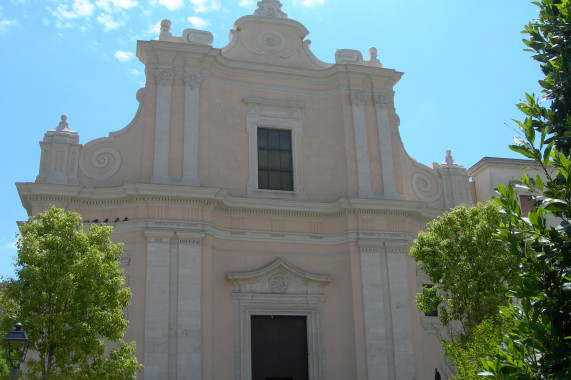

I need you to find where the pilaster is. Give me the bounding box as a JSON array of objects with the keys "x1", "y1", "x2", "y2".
[
  {"x1": 176, "y1": 232, "x2": 204, "y2": 380},
  {"x1": 373, "y1": 91, "x2": 399, "y2": 199},
  {"x1": 359, "y1": 243, "x2": 393, "y2": 380},
  {"x1": 151, "y1": 68, "x2": 175, "y2": 184},
  {"x1": 181, "y1": 71, "x2": 202, "y2": 186},
  {"x1": 144, "y1": 230, "x2": 174, "y2": 380},
  {"x1": 358, "y1": 242, "x2": 415, "y2": 380},
  {"x1": 385, "y1": 245, "x2": 414, "y2": 380},
  {"x1": 350, "y1": 89, "x2": 374, "y2": 198}
]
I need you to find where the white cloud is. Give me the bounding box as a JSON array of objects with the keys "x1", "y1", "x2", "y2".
[
  {"x1": 51, "y1": 0, "x2": 94, "y2": 21},
  {"x1": 97, "y1": 12, "x2": 124, "y2": 30},
  {"x1": 55, "y1": 20, "x2": 73, "y2": 29},
  {"x1": 3, "y1": 240, "x2": 17, "y2": 250},
  {"x1": 297, "y1": 0, "x2": 324, "y2": 7},
  {"x1": 189, "y1": 0, "x2": 220, "y2": 13},
  {"x1": 155, "y1": 0, "x2": 184, "y2": 10},
  {"x1": 146, "y1": 20, "x2": 161, "y2": 38},
  {"x1": 73, "y1": 0, "x2": 95, "y2": 16},
  {"x1": 187, "y1": 16, "x2": 209, "y2": 29},
  {"x1": 0, "y1": 19, "x2": 18, "y2": 34},
  {"x1": 131, "y1": 68, "x2": 142, "y2": 76},
  {"x1": 53, "y1": 4, "x2": 78, "y2": 20},
  {"x1": 96, "y1": 0, "x2": 138, "y2": 12},
  {"x1": 239, "y1": 0, "x2": 254, "y2": 6},
  {"x1": 114, "y1": 50, "x2": 133, "y2": 61}
]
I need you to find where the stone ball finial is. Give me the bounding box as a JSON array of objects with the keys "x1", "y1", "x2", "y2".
[
  {"x1": 445, "y1": 149, "x2": 451, "y2": 155},
  {"x1": 368, "y1": 47, "x2": 380, "y2": 63},
  {"x1": 56, "y1": 114, "x2": 69, "y2": 131},
  {"x1": 160, "y1": 19, "x2": 172, "y2": 37}
]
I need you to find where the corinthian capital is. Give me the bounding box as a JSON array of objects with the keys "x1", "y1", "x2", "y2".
[
  {"x1": 155, "y1": 69, "x2": 175, "y2": 86},
  {"x1": 373, "y1": 92, "x2": 388, "y2": 109},
  {"x1": 184, "y1": 73, "x2": 202, "y2": 89},
  {"x1": 349, "y1": 90, "x2": 365, "y2": 106}
]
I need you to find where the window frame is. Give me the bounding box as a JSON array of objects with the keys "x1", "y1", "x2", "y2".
[{"x1": 245, "y1": 98, "x2": 305, "y2": 200}]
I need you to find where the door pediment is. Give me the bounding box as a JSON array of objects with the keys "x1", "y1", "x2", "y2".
[{"x1": 226, "y1": 257, "x2": 330, "y2": 295}]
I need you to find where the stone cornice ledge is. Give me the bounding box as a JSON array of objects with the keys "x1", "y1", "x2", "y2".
[{"x1": 16, "y1": 182, "x2": 443, "y2": 220}]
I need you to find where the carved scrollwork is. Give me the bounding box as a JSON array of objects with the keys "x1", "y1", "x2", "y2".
[
  {"x1": 412, "y1": 172, "x2": 442, "y2": 202},
  {"x1": 136, "y1": 88, "x2": 146, "y2": 103},
  {"x1": 79, "y1": 147, "x2": 122, "y2": 180}
]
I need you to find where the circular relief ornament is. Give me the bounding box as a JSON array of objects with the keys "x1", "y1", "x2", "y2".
[
  {"x1": 269, "y1": 273, "x2": 288, "y2": 293},
  {"x1": 258, "y1": 31, "x2": 285, "y2": 54}
]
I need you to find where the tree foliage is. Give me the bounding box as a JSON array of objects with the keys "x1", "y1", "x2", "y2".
[
  {"x1": 443, "y1": 317, "x2": 504, "y2": 380},
  {"x1": 410, "y1": 202, "x2": 515, "y2": 341},
  {"x1": 0, "y1": 207, "x2": 142, "y2": 379},
  {"x1": 481, "y1": 0, "x2": 571, "y2": 378}
]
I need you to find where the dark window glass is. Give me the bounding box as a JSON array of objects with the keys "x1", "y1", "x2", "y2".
[
  {"x1": 258, "y1": 128, "x2": 268, "y2": 148},
  {"x1": 258, "y1": 128, "x2": 293, "y2": 191},
  {"x1": 258, "y1": 149, "x2": 269, "y2": 169}
]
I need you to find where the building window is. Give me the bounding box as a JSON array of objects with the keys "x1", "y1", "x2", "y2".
[
  {"x1": 244, "y1": 97, "x2": 305, "y2": 199},
  {"x1": 422, "y1": 284, "x2": 438, "y2": 317},
  {"x1": 257, "y1": 128, "x2": 293, "y2": 191}
]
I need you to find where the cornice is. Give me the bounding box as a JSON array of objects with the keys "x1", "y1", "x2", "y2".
[
  {"x1": 17, "y1": 182, "x2": 442, "y2": 222},
  {"x1": 210, "y1": 51, "x2": 401, "y2": 83},
  {"x1": 89, "y1": 217, "x2": 416, "y2": 246},
  {"x1": 137, "y1": 39, "x2": 402, "y2": 91},
  {"x1": 136, "y1": 40, "x2": 213, "y2": 64},
  {"x1": 468, "y1": 156, "x2": 542, "y2": 177}
]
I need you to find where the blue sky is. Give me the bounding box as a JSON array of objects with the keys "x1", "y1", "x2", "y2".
[{"x1": 0, "y1": 0, "x2": 542, "y2": 278}]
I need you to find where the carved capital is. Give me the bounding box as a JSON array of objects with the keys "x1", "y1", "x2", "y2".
[
  {"x1": 350, "y1": 90, "x2": 365, "y2": 106},
  {"x1": 155, "y1": 69, "x2": 175, "y2": 86},
  {"x1": 373, "y1": 92, "x2": 388, "y2": 109},
  {"x1": 183, "y1": 73, "x2": 202, "y2": 89}
]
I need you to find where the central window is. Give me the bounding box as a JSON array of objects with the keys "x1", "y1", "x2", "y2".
[
  {"x1": 244, "y1": 96, "x2": 305, "y2": 199},
  {"x1": 257, "y1": 128, "x2": 293, "y2": 191}
]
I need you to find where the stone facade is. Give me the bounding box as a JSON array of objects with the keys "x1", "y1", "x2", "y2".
[{"x1": 17, "y1": 1, "x2": 482, "y2": 379}]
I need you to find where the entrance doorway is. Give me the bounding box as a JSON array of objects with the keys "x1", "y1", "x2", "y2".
[{"x1": 251, "y1": 315, "x2": 309, "y2": 380}]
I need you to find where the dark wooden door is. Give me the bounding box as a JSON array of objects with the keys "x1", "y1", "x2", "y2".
[{"x1": 251, "y1": 315, "x2": 309, "y2": 380}]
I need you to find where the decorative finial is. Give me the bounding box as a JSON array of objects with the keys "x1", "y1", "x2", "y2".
[
  {"x1": 437, "y1": 149, "x2": 465, "y2": 170},
  {"x1": 368, "y1": 47, "x2": 380, "y2": 63},
  {"x1": 55, "y1": 114, "x2": 70, "y2": 132},
  {"x1": 254, "y1": 0, "x2": 287, "y2": 18},
  {"x1": 160, "y1": 19, "x2": 172, "y2": 38},
  {"x1": 443, "y1": 150, "x2": 455, "y2": 166}
]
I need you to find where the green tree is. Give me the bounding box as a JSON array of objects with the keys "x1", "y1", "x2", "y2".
[
  {"x1": 481, "y1": 0, "x2": 571, "y2": 378},
  {"x1": 410, "y1": 202, "x2": 515, "y2": 342},
  {"x1": 0, "y1": 207, "x2": 142, "y2": 379},
  {"x1": 0, "y1": 351, "x2": 10, "y2": 380},
  {"x1": 442, "y1": 317, "x2": 504, "y2": 380}
]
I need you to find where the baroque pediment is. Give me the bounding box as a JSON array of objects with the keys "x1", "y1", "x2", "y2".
[
  {"x1": 221, "y1": 0, "x2": 329, "y2": 69},
  {"x1": 226, "y1": 257, "x2": 330, "y2": 295}
]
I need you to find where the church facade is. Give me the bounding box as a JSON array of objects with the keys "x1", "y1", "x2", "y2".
[{"x1": 17, "y1": 1, "x2": 480, "y2": 379}]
